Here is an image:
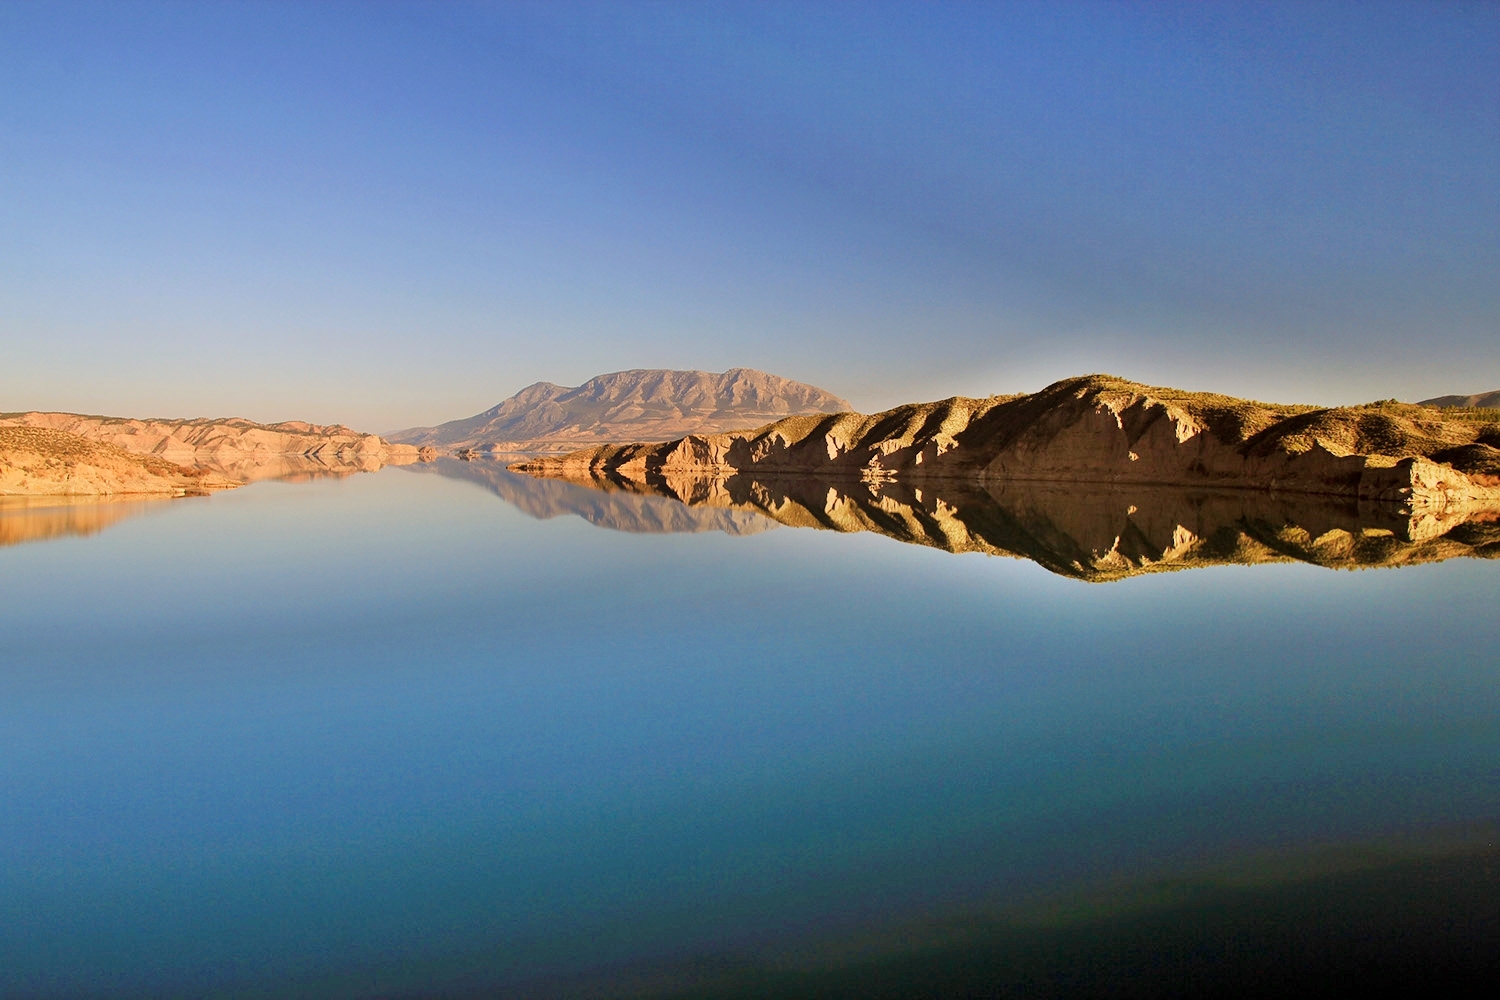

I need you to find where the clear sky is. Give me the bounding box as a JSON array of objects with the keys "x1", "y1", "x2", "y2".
[{"x1": 3, "y1": 1, "x2": 1497, "y2": 431}]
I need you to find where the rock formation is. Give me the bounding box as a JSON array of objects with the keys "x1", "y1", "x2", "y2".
[
  {"x1": 389, "y1": 368, "x2": 851, "y2": 453},
  {"x1": 0, "y1": 411, "x2": 426, "y2": 491},
  {"x1": 514, "y1": 375, "x2": 1500, "y2": 511},
  {"x1": 1420, "y1": 390, "x2": 1500, "y2": 409},
  {"x1": 0, "y1": 426, "x2": 238, "y2": 497}
]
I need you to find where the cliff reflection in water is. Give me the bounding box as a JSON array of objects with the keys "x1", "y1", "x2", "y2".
[
  {"x1": 0, "y1": 495, "x2": 178, "y2": 549},
  {"x1": 406, "y1": 458, "x2": 777, "y2": 535},
  {"x1": 510, "y1": 465, "x2": 1500, "y2": 581}
]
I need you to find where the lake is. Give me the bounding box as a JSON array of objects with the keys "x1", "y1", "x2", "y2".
[{"x1": 2, "y1": 464, "x2": 1498, "y2": 997}]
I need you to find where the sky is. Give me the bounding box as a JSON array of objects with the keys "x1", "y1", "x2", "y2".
[{"x1": 2, "y1": 1, "x2": 1497, "y2": 432}]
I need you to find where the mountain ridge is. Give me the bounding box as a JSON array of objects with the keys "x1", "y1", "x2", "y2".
[
  {"x1": 0, "y1": 411, "x2": 427, "y2": 492},
  {"x1": 389, "y1": 368, "x2": 851, "y2": 452},
  {"x1": 513, "y1": 374, "x2": 1500, "y2": 512},
  {"x1": 1420, "y1": 390, "x2": 1500, "y2": 409}
]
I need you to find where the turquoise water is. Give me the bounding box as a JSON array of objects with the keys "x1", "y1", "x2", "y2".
[{"x1": 2, "y1": 469, "x2": 1498, "y2": 997}]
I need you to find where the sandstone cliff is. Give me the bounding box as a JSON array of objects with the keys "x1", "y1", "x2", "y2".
[
  {"x1": 514, "y1": 375, "x2": 1500, "y2": 512},
  {"x1": 390, "y1": 368, "x2": 851, "y2": 452},
  {"x1": 0, "y1": 411, "x2": 426, "y2": 485},
  {"x1": 0, "y1": 426, "x2": 239, "y2": 497}
]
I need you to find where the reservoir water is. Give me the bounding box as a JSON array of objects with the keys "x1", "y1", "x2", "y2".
[{"x1": 2, "y1": 465, "x2": 1498, "y2": 997}]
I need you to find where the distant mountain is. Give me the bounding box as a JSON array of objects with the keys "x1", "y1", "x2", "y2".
[
  {"x1": 389, "y1": 368, "x2": 851, "y2": 451},
  {"x1": 1420, "y1": 391, "x2": 1500, "y2": 409}
]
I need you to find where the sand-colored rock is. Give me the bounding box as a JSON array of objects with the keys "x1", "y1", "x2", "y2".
[
  {"x1": 515, "y1": 374, "x2": 1500, "y2": 513},
  {"x1": 0, "y1": 426, "x2": 239, "y2": 497},
  {"x1": 0, "y1": 410, "x2": 424, "y2": 489},
  {"x1": 390, "y1": 368, "x2": 851, "y2": 452}
]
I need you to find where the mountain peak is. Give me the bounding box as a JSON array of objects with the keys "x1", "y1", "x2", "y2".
[{"x1": 389, "y1": 368, "x2": 850, "y2": 450}]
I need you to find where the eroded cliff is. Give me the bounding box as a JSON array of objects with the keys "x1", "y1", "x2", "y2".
[
  {"x1": 514, "y1": 375, "x2": 1500, "y2": 513},
  {"x1": 0, "y1": 411, "x2": 427, "y2": 488},
  {"x1": 0, "y1": 426, "x2": 239, "y2": 497}
]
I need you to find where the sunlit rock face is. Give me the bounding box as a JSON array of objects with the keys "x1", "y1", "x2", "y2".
[
  {"x1": 515, "y1": 374, "x2": 1500, "y2": 513},
  {"x1": 0, "y1": 425, "x2": 239, "y2": 497},
  {"x1": 0, "y1": 411, "x2": 423, "y2": 488},
  {"x1": 388, "y1": 368, "x2": 851, "y2": 453}
]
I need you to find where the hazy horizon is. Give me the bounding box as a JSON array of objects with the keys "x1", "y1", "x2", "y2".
[{"x1": 4, "y1": 1, "x2": 1497, "y2": 431}]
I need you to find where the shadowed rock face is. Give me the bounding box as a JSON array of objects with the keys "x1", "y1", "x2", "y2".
[
  {"x1": 389, "y1": 368, "x2": 851, "y2": 452},
  {"x1": 402, "y1": 458, "x2": 776, "y2": 535},
  {"x1": 511, "y1": 466, "x2": 1500, "y2": 582}
]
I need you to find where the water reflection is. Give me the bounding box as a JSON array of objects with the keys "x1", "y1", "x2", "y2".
[
  {"x1": 510, "y1": 467, "x2": 1500, "y2": 580},
  {"x1": 407, "y1": 457, "x2": 777, "y2": 535},
  {"x1": 0, "y1": 495, "x2": 180, "y2": 549}
]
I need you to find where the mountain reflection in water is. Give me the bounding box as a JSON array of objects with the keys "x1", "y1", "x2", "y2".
[
  {"x1": 510, "y1": 466, "x2": 1500, "y2": 581},
  {"x1": 407, "y1": 457, "x2": 777, "y2": 535}
]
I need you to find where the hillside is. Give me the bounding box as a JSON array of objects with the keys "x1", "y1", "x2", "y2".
[
  {"x1": 0, "y1": 411, "x2": 427, "y2": 485},
  {"x1": 389, "y1": 368, "x2": 851, "y2": 452},
  {"x1": 513, "y1": 374, "x2": 1500, "y2": 511},
  {"x1": 0, "y1": 426, "x2": 239, "y2": 497},
  {"x1": 1420, "y1": 390, "x2": 1500, "y2": 409}
]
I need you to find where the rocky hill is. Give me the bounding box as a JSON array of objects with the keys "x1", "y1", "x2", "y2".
[
  {"x1": 514, "y1": 374, "x2": 1500, "y2": 514},
  {"x1": 0, "y1": 411, "x2": 427, "y2": 486},
  {"x1": 0, "y1": 426, "x2": 239, "y2": 497},
  {"x1": 1420, "y1": 390, "x2": 1500, "y2": 409},
  {"x1": 390, "y1": 368, "x2": 851, "y2": 452}
]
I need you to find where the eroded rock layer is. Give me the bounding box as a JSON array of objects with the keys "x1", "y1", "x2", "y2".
[
  {"x1": 0, "y1": 411, "x2": 426, "y2": 488},
  {"x1": 0, "y1": 426, "x2": 238, "y2": 497},
  {"x1": 514, "y1": 375, "x2": 1500, "y2": 513}
]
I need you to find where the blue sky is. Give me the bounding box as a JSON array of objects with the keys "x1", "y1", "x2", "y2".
[{"x1": 3, "y1": 1, "x2": 1496, "y2": 430}]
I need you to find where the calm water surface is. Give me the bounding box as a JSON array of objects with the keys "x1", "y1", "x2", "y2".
[{"x1": 2, "y1": 468, "x2": 1498, "y2": 997}]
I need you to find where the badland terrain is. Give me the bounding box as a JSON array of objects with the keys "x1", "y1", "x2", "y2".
[{"x1": 0, "y1": 411, "x2": 428, "y2": 497}]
